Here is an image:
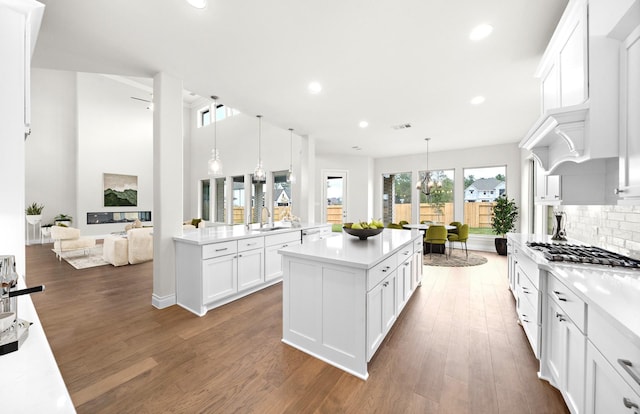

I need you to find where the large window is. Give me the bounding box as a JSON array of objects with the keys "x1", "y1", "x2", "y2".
[
  {"x1": 197, "y1": 103, "x2": 240, "y2": 128},
  {"x1": 214, "y1": 177, "x2": 226, "y2": 223},
  {"x1": 382, "y1": 172, "x2": 412, "y2": 225},
  {"x1": 232, "y1": 176, "x2": 245, "y2": 224},
  {"x1": 250, "y1": 175, "x2": 267, "y2": 224},
  {"x1": 273, "y1": 171, "x2": 291, "y2": 221},
  {"x1": 200, "y1": 179, "x2": 210, "y2": 221},
  {"x1": 417, "y1": 169, "x2": 454, "y2": 224},
  {"x1": 463, "y1": 166, "x2": 506, "y2": 234}
]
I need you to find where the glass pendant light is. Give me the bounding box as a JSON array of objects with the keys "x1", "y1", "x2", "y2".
[
  {"x1": 254, "y1": 115, "x2": 266, "y2": 181},
  {"x1": 207, "y1": 96, "x2": 224, "y2": 176},
  {"x1": 287, "y1": 128, "x2": 296, "y2": 183},
  {"x1": 416, "y1": 137, "x2": 431, "y2": 195}
]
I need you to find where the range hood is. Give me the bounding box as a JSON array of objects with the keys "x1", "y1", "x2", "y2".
[{"x1": 520, "y1": 103, "x2": 590, "y2": 173}]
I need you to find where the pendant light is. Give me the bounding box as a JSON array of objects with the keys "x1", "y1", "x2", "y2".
[
  {"x1": 416, "y1": 137, "x2": 432, "y2": 195},
  {"x1": 207, "y1": 96, "x2": 224, "y2": 176},
  {"x1": 254, "y1": 115, "x2": 266, "y2": 181},
  {"x1": 287, "y1": 128, "x2": 296, "y2": 183}
]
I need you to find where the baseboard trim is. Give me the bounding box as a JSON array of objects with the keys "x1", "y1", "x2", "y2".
[{"x1": 152, "y1": 293, "x2": 176, "y2": 309}]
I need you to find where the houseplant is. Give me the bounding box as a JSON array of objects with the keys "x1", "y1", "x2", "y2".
[
  {"x1": 491, "y1": 194, "x2": 518, "y2": 256},
  {"x1": 54, "y1": 213, "x2": 73, "y2": 226},
  {"x1": 25, "y1": 202, "x2": 44, "y2": 225}
]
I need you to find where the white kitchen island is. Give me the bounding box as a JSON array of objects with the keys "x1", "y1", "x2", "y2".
[{"x1": 280, "y1": 228, "x2": 423, "y2": 380}]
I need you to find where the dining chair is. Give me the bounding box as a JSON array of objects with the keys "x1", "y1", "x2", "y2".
[
  {"x1": 447, "y1": 224, "x2": 469, "y2": 259},
  {"x1": 425, "y1": 225, "x2": 447, "y2": 258},
  {"x1": 387, "y1": 222, "x2": 403, "y2": 229}
]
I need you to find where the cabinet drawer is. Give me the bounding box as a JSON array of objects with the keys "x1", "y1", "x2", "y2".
[
  {"x1": 238, "y1": 236, "x2": 264, "y2": 252},
  {"x1": 367, "y1": 254, "x2": 398, "y2": 291},
  {"x1": 413, "y1": 237, "x2": 423, "y2": 253},
  {"x1": 548, "y1": 272, "x2": 586, "y2": 333},
  {"x1": 517, "y1": 252, "x2": 541, "y2": 290},
  {"x1": 397, "y1": 244, "x2": 414, "y2": 262},
  {"x1": 517, "y1": 294, "x2": 540, "y2": 358},
  {"x1": 589, "y1": 307, "x2": 640, "y2": 396},
  {"x1": 202, "y1": 240, "x2": 237, "y2": 259},
  {"x1": 264, "y1": 231, "x2": 300, "y2": 247}
]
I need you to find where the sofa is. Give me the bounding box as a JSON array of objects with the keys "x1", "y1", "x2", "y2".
[
  {"x1": 103, "y1": 227, "x2": 153, "y2": 266},
  {"x1": 50, "y1": 225, "x2": 96, "y2": 261}
]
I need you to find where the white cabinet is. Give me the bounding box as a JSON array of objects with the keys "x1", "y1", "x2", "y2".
[
  {"x1": 543, "y1": 274, "x2": 586, "y2": 414},
  {"x1": 237, "y1": 248, "x2": 263, "y2": 291},
  {"x1": 203, "y1": 254, "x2": 237, "y2": 303},
  {"x1": 515, "y1": 253, "x2": 543, "y2": 358},
  {"x1": 396, "y1": 246, "x2": 413, "y2": 313},
  {"x1": 411, "y1": 240, "x2": 423, "y2": 290},
  {"x1": 265, "y1": 232, "x2": 301, "y2": 281},
  {"x1": 506, "y1": 238, "x2": 518, "y2": 297},
  {"x1": 618, "y1": 24, "x2": 640, "y2": 201},
  {"x1": 367, "y1": 271, "x2": 396, "y2": 360},
  {"x1": 585, "y1": 341, "x2": 640, "y2": 414}
]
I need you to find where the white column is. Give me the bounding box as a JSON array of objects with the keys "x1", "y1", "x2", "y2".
[
  {"x1": 299, "y1": 135, "x2": 316, "y2": 223},
  {"x1": 151, "y1": 72, "x2": 183, "y2": 309}
]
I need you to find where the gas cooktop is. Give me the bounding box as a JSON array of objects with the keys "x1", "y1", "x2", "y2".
[{"x1": 526, "y1": 242, "x2": 640, "y2": 268}]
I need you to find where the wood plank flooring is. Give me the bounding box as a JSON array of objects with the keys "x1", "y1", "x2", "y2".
[{"x1": 26, "y1": 243, "x2": 568, "y2": 413}]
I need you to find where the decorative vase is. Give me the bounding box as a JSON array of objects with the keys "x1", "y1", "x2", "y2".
[
  {"x1": 25, "y1": 214, "x2": 42, "y2": 225},
  {"x1": 495, "y1": 238, "x2": 508, "y2": 256}
]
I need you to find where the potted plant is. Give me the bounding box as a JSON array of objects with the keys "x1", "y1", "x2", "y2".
[
  {"x1": 54, "y1": 213, "x2": 73, "y2": 227},
  {"x1": 25, "y1": 202, "x2": 44, "y2": 225},
  {"x1": 491, "y1": 194, "x2": 518, "y2": 256}
]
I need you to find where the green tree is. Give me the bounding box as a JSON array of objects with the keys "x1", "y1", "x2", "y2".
[
  {"x1": 394, "y1": 173, "x2": 412, "y2": 203},
  {"x1": 495, "y1": 173, "x2": 505, "y2": 181},
  {"x1": 464, "y1": 174, "x2": 475, "y2": 189}
]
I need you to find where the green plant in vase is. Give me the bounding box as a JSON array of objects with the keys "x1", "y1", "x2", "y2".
[{"x1": 491, "y1": 194, "x2": 518, "y2": 256}]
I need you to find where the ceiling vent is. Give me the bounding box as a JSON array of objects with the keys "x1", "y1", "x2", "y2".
[{"x1": 391, "y1": 123, "x2": 412, "y2": 130}]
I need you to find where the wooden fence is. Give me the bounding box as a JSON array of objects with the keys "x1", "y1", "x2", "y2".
[{"x1": 394, "y1": 202, "x2": 495, "y2": 227}]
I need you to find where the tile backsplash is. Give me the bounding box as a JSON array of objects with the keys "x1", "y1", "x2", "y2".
[{"x1": 561, "y1": 205, "x2": 640, "y2": 260}]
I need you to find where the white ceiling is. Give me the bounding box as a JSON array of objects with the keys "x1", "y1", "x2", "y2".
[{"x1": 31, "y1": 0, "x2": 568, "y2": 158}]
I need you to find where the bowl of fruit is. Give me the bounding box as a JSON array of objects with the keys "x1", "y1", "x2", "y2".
[{"x1": 343, "y1": 220, "x2": 384, "y2": 240}]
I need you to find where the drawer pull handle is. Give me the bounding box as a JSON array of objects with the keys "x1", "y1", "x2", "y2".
[
  {"x1": 383, "y1": 282, "x2": 389, "y2": 287},
  {"x1": 404, "y1": 262, "x2": 410, "y2": 266},
  {"x1": 619, "y1": 359, "x2": 640, "y2": 387},
  {"x1": 215, "y1": 248, "x2": 228, "y2": 252},
  {"x1": 381, "y1": 266, "x2": 390, "y2": 273},
  {"x1": 555, "y1": 312, "x2": 566, "y2": 322},
  {"x1": 282, "y1": 244, "x2": 288, "y2": 248},
  {"x1": 247, "y1": 242, "x2": 257, "y2": 246},
  {"x1": 553, "y1": 290, "x2": 567, "y2": 302},
  {"x1": 623, "y1": 397, "x2": 639, "y2": 410}
]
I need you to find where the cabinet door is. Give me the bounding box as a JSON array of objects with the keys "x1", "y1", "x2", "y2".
[
  {"x1": 585, "y1": 341, "x2": 640, "y2": 414},
  {"x1": 411, "y1": 250, "x2": 422, "y2": 289},
  {"x1": 367, "y1": 273, "x2": 396, "y2": 361},
  {"x1": 237, "y1": 248, "x2": 264, "y2": 291},
  {"x1": 619, "y1": 25, "x2": 640, "y2": 198},
  {"x1": 265, "y1": 240, "x2": 301, "y2": 281},
  {"x1": 203, "y1": 254, "x2": 237, "y2": 304},
  {"x1": 396, "y1": 259, "x2": 411, "y2": 313},
  {"x1": 559, "y1": 17, "x2": 587, "y2": 107},
  {"x1": 546, "y1": 299, "x2": 564, "y2": 385}
]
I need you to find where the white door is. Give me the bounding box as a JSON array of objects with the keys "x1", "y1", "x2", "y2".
[{"x1": 322, "y1": 170, "x2": 348, "y2": 223}]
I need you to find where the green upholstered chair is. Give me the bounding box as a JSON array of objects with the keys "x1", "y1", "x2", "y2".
[
  {"x1": 448, "y1": 221, "x2": 462, "y2": 235},
  {"x1": 420, "y1": 220, "x2": 433, "y2": 224},
  {"x1": 387, "y1": 222, "x2": 403, "y2": 229},
  {"x1": 331, "y1": 223, "x2": 343, "y2": 232},
  {"x1": 399, "y1": 220, "x2": 409, "y2": 228},
  {"x1": 425, "y1": 225, "x2": 447, "y2": 258},
  {"x1": 447, "y1": 224, "x2": 469, "y2": 259}
]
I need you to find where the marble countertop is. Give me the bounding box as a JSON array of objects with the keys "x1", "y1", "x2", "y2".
[
  {"x1": 507, "y1": 233, "x2": 640, "y2": 346},
  {"x1": 173, "y1": 222, "x2": 329, "y2": 245},
  {"x1": 2, "y1": 277, "x2": 76, "y2": 413},
  {"x1": 278, "y1": 228, "x2": 421, "y2": 269}
]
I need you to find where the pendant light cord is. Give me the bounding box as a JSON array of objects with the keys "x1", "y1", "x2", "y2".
[
  {"x1": 289, "y1": 128, "x2": 293, "y2": 169},
  {"x1": 257, "y1": 115, "x2": 262, "y2": 162}
]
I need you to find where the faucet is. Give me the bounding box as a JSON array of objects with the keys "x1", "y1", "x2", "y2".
[{"x1": 260, "y1": 206, "x2": 271, "y2": 228}]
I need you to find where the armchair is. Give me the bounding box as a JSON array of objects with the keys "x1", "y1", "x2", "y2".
[{"x1": 50, "y1": 225, "x2": 96, "y2": 261}]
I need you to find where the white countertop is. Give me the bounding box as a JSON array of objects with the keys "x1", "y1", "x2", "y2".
[
  {"x1": 2, "y1": 278, "x2": 76, "y2": 413},
  {"x1": 507, "y1": 233, "x2": 640, "y2": 347},
  {"x1": 279, "y1": 228, "x2": 421, "y2": 269},
  {"x1": 173, "y1": 222, "x2": 327, "y2": 245}
]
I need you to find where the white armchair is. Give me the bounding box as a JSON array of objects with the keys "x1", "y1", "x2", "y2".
[{"x1": 50, "y1": 226, "x2": 96, "y2": 261}]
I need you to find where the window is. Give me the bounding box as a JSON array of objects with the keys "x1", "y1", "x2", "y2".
[
  {"x1": 463, "y1": 166, "x2": 506, "y2": 235},
  {"x1": 214, "y1": 177, "x2": 226, "y2": 223},
  {"x1": 232, "y1": 176, "x2": 245, "y2": 224},
  {"x1": 200, "y1": 179, "x2": 210, "y2": 221},
  {"x1": 382, "y1": 172, "x2": 412, "y2": 225},
  {"x1": 197, "y1": 103, "x2": 240, "y2": 128},
  {"x1": 272, "y1": 171, "x2": 291, "y2": 221},
  {"x1": 250, "y1": 175, "x2": 267, "y2": 224},
  {"x1": 417, "y1": 169, "x2": 454, "y2": 224}
]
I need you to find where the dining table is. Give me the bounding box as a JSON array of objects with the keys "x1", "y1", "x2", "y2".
[{"x1": 402, "y1": 223, "x2": 457, "y2": 254}]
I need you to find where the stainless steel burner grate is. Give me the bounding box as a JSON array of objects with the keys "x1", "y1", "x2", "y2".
[{"x1": 526, "y1": 242, "x2": 640, "y2": 268}]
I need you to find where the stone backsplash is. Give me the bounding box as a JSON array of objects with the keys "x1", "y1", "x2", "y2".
[{"x1": 561, "y1": 205, "x2": 640, "y2": 260}]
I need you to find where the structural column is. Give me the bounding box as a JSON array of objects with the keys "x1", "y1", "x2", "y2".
[{"x1": 152, "y1": 72, "x2": 183, "y2": 308}]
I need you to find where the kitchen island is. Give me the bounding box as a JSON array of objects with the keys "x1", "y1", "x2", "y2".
[{"x1": 279, "y1": 228, "x2": 423, "y2": 379}]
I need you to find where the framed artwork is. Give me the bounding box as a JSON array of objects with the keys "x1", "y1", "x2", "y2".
[{"x1": 104, "y1": 173, "x2": 138, "y2": 206}]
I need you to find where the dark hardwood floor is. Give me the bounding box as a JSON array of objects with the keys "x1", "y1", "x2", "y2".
[{"x1": 26, "y1": 243, "x2": 568, "y2": 413}]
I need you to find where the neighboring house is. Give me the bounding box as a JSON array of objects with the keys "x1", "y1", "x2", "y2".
[
  {"x1": 275, "y1": 188, "x2": 291, "y2": 206},
  {"x1": 464, "y1": 178, "x2": 505, "y2": 202}
]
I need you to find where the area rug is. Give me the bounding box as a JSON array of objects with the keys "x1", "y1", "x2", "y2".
[
  {"x1": 52, "y1": 246, "x2": 109, "y2": 269},
  {"x1": 423, "y1": 250, "x2": 488, "y2": 267}
]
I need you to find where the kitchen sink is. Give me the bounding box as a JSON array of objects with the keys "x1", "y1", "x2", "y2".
[{"x1": 253, "y1": 226, "x2": 287, "y2": 232}]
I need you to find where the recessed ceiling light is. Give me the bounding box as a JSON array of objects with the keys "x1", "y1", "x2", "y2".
[
  {"x1": 186, "y1": 0, "x2": 207, "y2": 8},
  {"x1": 470, "y1": 96, "x2": 486, "y2": 105},
  {"x1": 359, "y1": 121, "x2": 369, "y2": 128},
  {"x1": 470, "y1": 24, "x2": 493, "y2": 41},
  {"x1": 308, "y1": 81, "x2": 322, "y2": 94}
]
